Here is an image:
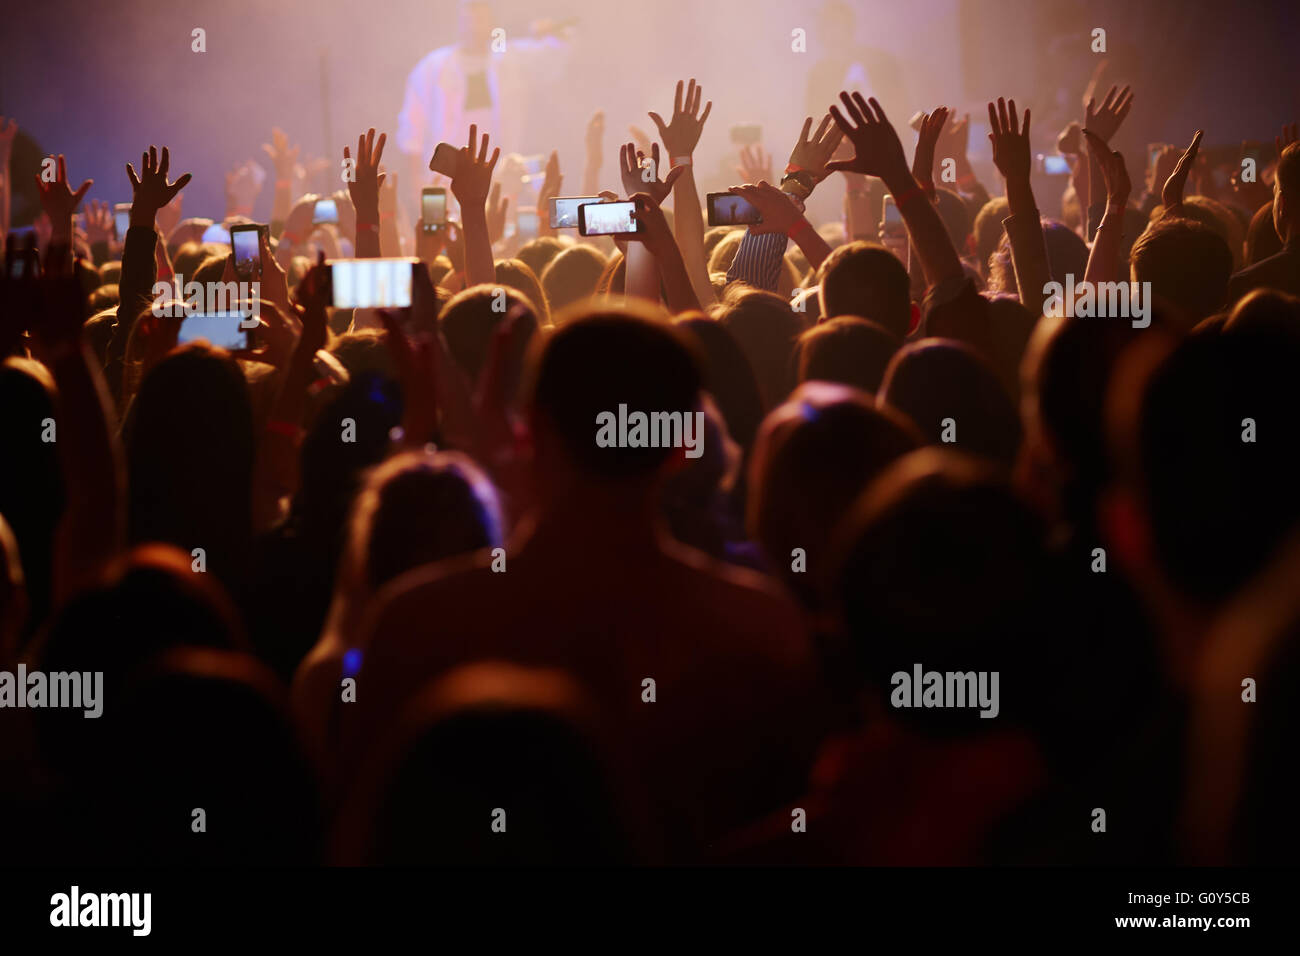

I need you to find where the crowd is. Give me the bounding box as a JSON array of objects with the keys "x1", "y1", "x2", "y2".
[{"x1": 1, "y1": 65, "x2": 1298, "y2": 865}]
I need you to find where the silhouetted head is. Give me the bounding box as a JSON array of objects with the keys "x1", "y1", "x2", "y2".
[
  {"x1": 542, "y1": 244, "x2": 608, "y2": 317},
  {"x1": 795, "y1": 315, "x2": 899, "y2": 394},
  {"x1": 818, "y1": 241, "x2": 914, "y2": 339},
  {"x1": 715, "y1": 285, "x2": 803, "y2": 408},
  {"x1": 526, "y1": 305, "x2": 704, "y2": 494},
  {"x1": 879, "y1": 339, "x2": 1022, "y2": 468},
  {"x1": 440, "y1": 283, "x2": 540, "y2": 386},
  {"x1": 749, "y1": 382, "x2": 919, "y2": 609},
  {"x1": 834, "y1": 449, "x2": 1049, "y2": 734},
  {"x1": 1130, "y1": 217, "x2": 1233, "y2": 327},
  {"x1": 347, "y1": 449, "x2": 503, "y2": 592}
]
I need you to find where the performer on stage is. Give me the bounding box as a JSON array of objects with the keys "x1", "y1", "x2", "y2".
[{"x1": 396, "y1": 0, "x2": 572, "y2": 207}]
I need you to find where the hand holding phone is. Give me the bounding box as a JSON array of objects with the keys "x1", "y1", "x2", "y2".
[
  {"x1": 550, "y1": 196, "x2": 598, "y2": 229},
  {"x1": 706, "y1": 192, "x2": 762, "y2": 227},
  {"x1": 578, "y1": 200, "x2": 639, "y2": 237},
  {"x1": 428, "y1": 142, "x2": 460, "y2": 178},
  {"x1": 327, "y1": 257, "x2": 418, "y2": 308},
  {"x1": 230, "y1": 223, "x2": 267, "y2": 280},
  {"x1": 421, "y1": 187, "x2": 447, "y2": 233}
]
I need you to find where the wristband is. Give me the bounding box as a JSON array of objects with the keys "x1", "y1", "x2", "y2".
[
  {"x1": 275, "y1": 178, "x2": 291, "y2": 189},
  {"x1": 356, "y1": 222, "x2": 379, "y2": 234},
  {"x1": 788, "y1": 218, "x2": 816, "y2": 241},
  {"x1": 784, "y1": 163, "x2": 808, "y2": 174},
  {"x1": 893, "y1": 184, "x2": 928, "y2": 209},
  {"x1": 380, "y1": 211, "x2": 395, "y2": 221},
  {"x1": 671, "y1": 156, "x2": 691, "y2": 168},
  {"x1": 957, "y1": 172, "x2": 979, "y2": 189},
  {"x1": 1105, "y1": 201, "x2": 1127, "y2": 218},
  {"x1": 266, "y1": 419, "x2": 302, "y2": 439},
  {"x1": 282, "y1": 230, "x2": 305, "y2": 246}
]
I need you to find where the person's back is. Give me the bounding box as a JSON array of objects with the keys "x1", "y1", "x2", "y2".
[{"x1": 350, "y1": 308, "x2": 818, "y2": 859}]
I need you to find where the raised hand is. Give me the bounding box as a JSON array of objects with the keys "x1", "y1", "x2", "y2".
[
  {"x1": 736, "y1": 143, "x2": 772, "y2": 184},
  {"x1": 536, "y1": 150, "x2": 562, "y2": 236},
  {"x1": 225, "y1": 161, "x2": 262, "y2": 217},
  {"x1": 1161, "y1": 129, "x2": 1203, "y2": 213},
  {"x1": 826, "y1": 92, "x2": 909, "y2": 185},
  {"x1": 1278, "y1": 123, "x2": 1299, "y2": 156},
  {"x1": 1082, "y1": 129, "x2": 1131, "y2": 206},
  {"x1": 453, "y1": 126, "x2": 500, "y2": 286},
  {"x1": 36, "y1": 155, "x2": 93, "y2": 238},
  {"x1": 788, "y1": 113, "x2": 846, "y2": 184},
  {"x1": 729, "y1": 181, "x2": 800, "y2": 236},
  {"x1": 82, "y1": 199, "x2": 115, "y2": 245},
  {"x1": 261, "y1": 127, "x2": 301, "y2": 182},
  {"x1": 987, "y1": 97, "x2": 1032, "y2": 183},
  {"x1": 618, "y1": 142, "x2": 685, "y2": 206},
  {"x1": 912, "y1": 106, "x2": 951, "y2": 189},
  {"x1": 450, "y1": 124, "x2": 500, "y2": 210},
  {"x1": 1085, "y1": 84, "x2": 1134, "y2": 145},
  {"x1": 486, "y1": 182, "x2": 509, "y2": 245},
  {"x1": 344, "y1": 127, "x2": 387, "y2": 220},
  {"x1": 126, "y1": 145, "x2": 192, "y2": 229},
  {"x1": 648, "y1": 78, "x2": 713, "y2": 161},
  {"x1": 586, "y1": 111, "x2": 605, "y2": 167}
]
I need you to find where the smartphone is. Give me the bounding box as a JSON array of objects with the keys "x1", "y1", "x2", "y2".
[
  {"x1": 516, "y1": 208, "x2": 540, "y2": 240},
  {"x1": 1037, "y1": 153, "x2": 1071, "y2": 176},
  {"x1": 327, "y1": 257, "x2": 418, "y2": 309},
  {"x1": 313, "y1": 198, "x2": 338, "y2": 226},
  {"x1": 707, "y1": 192, "x2": 762, "y2": 227},
  {"x1": 230, "y1": 224, "x2": 266, "y2": 280},
  {"x1": 578, "y1": 200, "x2": 638, "y2": 237},
  {"x1": 730, "y1": 124, "x2": 762, "y2": 147},
  {"x1": 178, "y1": 311, "x2": 252, "y2": 350},
  {"x1": 421, "y1": 188, "x2": 448, "y2": 232},
  {"x1": 113, "y1": 203, "x2": 131, "y2": 239},
  {"x1": 428, "y1": 142, "x2": 460, "y2": 178},
  {"x1": 550, "y1": 196, "x2": 598, "y2": 229},
  {"x1": 881, "y1": 194, "x2": 905, "y2": 238}
]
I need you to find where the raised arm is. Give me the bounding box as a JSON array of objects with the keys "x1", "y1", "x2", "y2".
[
  {"x1": 582, "y1": 111, "x2": 605, "y2": 196},
  {"x1": 28, "y1": 252, "x2": 124, "y2": 602},
  {"x1": 1081, "y1": 129, "x2": 1133, "y2": 287},
  {"x1": 1083, "y1": 85, "x2": 1134, "y2": 239},
  {"x1": 727, "y1": 114, "x2": 843, "y2": 291},
  {"x1": 731, "y1": 180, "x2": 833, "y2": 273},
  {"x1": 618, "y1": 142, "x2": 685, "y2": 304},
  {"x1": 449, "y1": 125, "x2": 500, "y2": 287},
  {"x1": 1160, "y1": 129, "x2": 1204, "y2": 218},
  {"x1": 344, "y1": 128, "x2": 387, "y2": 258},
  {"x1": 262, "y1": 127, "x2": 300, "y2": 236},
  {"x1": 0, "y1": 118, "x2": 15, "y2": 244},
  {"x1": 649, "y1": 78, "x2": 715, "y2": 306},
  {"x1": 827, "y1": 92, "x2": 965, "y2": 289},
  {"x1": 985, "y1": 97, "x2": 1050, "y2": 309},
  {"x1": 107, "y1": 146, "x2": 191, "y2": 403},
  {"x1": 632, "y1": 193, "x2": 698, "y2": 314}
]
